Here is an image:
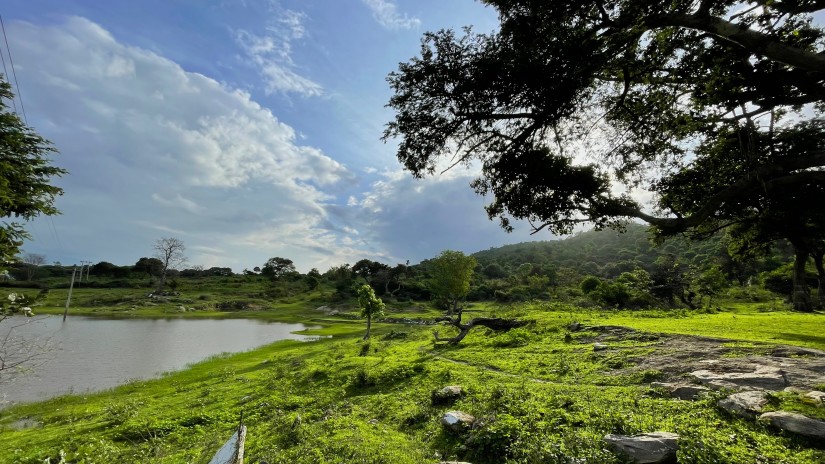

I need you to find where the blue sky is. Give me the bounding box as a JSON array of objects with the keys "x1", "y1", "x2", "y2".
[{"x1": 3, "y1": 0, "x2": 550, "y2": 272}]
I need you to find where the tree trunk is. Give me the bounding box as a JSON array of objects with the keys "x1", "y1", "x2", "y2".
[
  {"x1": 792, "y1": 248, "x2": 813, "y2": 312},
  {"x1": 813, "y1": 250, "x2": 825, "y2": 309},
  {"x1": 434, "y1": 317, "x2": 529, "y2": 345},
  {"x1": 364, "y1": 315, "x2": 371, "y2": 340}
]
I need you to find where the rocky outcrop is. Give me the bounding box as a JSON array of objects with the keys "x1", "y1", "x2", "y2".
[
  {"x1": 441, "y1": 411, "x2": 475, "y2": 433},
  {"x1": 718, "y1": 391, "x2": 769, "y2": 419},
  {"x1": 691, "y1": 364, "x2": 786, "y2": 391},
  {"x1": 604, "y1": 431, "x2": 679, "y2": 464},
  {"x1": 758, "y1": 411, "x2": 825, "y2": 440},
  {"x1": 650, "y1": 382, "x2": 710, "y2": 400}
]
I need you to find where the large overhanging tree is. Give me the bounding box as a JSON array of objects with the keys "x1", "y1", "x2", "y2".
[{"x1": 384, "y1": 0, "x2": 825, "y2": 311}]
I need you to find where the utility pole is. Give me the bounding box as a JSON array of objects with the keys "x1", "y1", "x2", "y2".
[
  {"x1": 63, "y1": 266, "x2": 77, "y2": 321},
  {"x1": 79, "y1": 260, "x2": 92, "y2": 281}
]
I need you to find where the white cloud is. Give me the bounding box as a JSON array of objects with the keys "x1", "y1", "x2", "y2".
[
  {"x1": 362, "y1": 0, "x2": 421, "y2": 30},
  {"x1": 11, "y1": 17, "x2": 362, "y2": 272},
  {"x1": 234, "y1": 8, "x2": 322, "y2": 96}
]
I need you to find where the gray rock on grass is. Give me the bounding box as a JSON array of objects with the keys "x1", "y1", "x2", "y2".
[
  {"x1": 432, "y1": 386, "x2": 465, "y2": 406},
  {"x1": 691, "y1": 365, "x2": 786, "y2": 391},
  {"x1": 650, "y1": 382, "x2": 710, "y2": 401},
  {"x1": 758, "y1": 411, "x2": 825, "y2": 440},
  {"x1": 718, "y1": 391, "x2": 769, "y2": 419},
  {"x1": 441, "y1": 411, "x2": 475, "y2": 433},
  {"x1": 604, "y1": 431, "x2": 679, "y2": 464}
]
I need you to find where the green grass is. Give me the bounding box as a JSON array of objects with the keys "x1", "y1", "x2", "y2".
[{"x1": 2, "y1": 290, "x2": 824, "y2": 463}]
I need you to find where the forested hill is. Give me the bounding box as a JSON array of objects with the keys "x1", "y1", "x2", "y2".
[{"x1": 471, "y1": 223, "x2": 791, "y2": 282}]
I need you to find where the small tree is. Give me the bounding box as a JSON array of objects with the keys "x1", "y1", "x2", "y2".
[
  {"x1": 429, "y1": 250, "x2": 477, "y2": 317},
  {"x1": 357, "y1": 284, "x2": 385, "y2": 340},
  {"x1": 22, "y1": 253, "x2": 46, "y2": 281},
  {"x1": 153, "y1": 237, "x2": 186, "y2": 291},
  {"x1": 261, "y1": 257, "x2": 297, "y2": 280}
]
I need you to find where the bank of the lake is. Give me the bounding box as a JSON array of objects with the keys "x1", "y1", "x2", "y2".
[{"x1": 1, "y1": 302, "x2": 824, "y2": 463}]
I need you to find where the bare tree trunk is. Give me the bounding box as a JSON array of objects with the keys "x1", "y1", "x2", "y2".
[
  {"x1": 792, "y1": 248, "x2": 813, "y2": 312},
  {"x1": 813, "y1": 250, "x2": 825, "y2": 309},
  {"x1": 364, "y1": 315, "x2": 371, "y2": 340}
]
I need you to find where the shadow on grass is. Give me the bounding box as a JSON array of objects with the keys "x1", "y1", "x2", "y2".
[{"x1": 775, "y1": 333, "x2": 825, "y2": 350}]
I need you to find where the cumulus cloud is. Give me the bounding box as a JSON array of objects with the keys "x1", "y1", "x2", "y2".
[
  {"x1": 362, "y1": 0, "x2": 421, "y2": 30},
  {"x1": 234, "y1": 8, "x2": 323, "y2": 96},
  {"x1": 342, "y1": 169, "x2": 547, "y2": 263},
  {"x1": 10, "y1": 17, "x2": 360, "y2": 271}
]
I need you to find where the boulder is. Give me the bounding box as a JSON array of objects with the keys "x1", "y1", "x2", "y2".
[
  {"x1": 805, "y1": 390, "x2": 825, "y2": 405},
  {"x1": 604, "y1": 431, "x2": 679, "y2": 464},
  {"x1": 650, "y1": 382, "x2": 710, "y2": 401},
  {"x1": 441, "y1": 411, "x2": 475, "y2": 433},
  {"x1": 718, "y1": 391, "x2": 769, "y2": 419},
  {"x1": 432, "y1": 386, "x2": 465, "y2": 406},
  {"x1": 758, "y1": 411, "x2": 825, "y2": 440},
  {"x1": 593, "y1": 343, "x2": 609, "y2": 351}
]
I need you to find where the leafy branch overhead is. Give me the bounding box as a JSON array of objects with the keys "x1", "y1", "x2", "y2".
[
  {"x1": 0, "y1": 77, "x2": 66, "y2": 264},
  {"x1": 384, "y1": 0, "x2": 825, "y2": 235}
]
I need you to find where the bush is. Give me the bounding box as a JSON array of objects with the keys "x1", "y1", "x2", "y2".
[
  {"x1": 580, "y1": 276, "x2": 601, "y2": 294},
  {"x1": 591, "y1": 281, "x2": 630, "y2": 307}
]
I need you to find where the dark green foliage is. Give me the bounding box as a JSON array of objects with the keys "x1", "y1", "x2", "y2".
[
  {"x1": 261, "y1": 257, "x2": 298, "y2": 280},
  {"x1": 0, "y1": 77, "x2": 66, "y2": 264},
  {"x1": 134, "y1": 257, "x2": 163, "y2": 277},
  {"x1": 580, "y1": 276, "x2": 601, "y2": 295}
]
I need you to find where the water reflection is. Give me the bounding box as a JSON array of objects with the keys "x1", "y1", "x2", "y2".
[{"x1": 0, "y1": 315, "x2": 316, "y2": 406}]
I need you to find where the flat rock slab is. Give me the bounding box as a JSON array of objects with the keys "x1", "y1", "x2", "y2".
[
  {"x1": 759, "y1": 411, "x2": 825, "y2": 440},
  {"x1": 651, "y1": 382, "x2": 710, "y2": 401},
  {"x1": 718, "y1": 391, "x2": 769, "y2": 419},
  {"x1": 691, "y1": 364, "x2": 786, "y2": 391},
  {"x1": 441, "y1": 411, "x2": 475, "y2": 433},
  {"x1": 604, "y1": 431, "x2": 679, "y2": 464}
]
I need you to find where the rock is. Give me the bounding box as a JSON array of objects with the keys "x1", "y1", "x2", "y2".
[
  {"x1": 758, "y1": 411, "x2": 825, "y2": 440},
  {"x1": 567, "y1": 321, "x2": 582, "y2": 331},
  {"x1": 718, "y1": 391, "x2": 769, "y2": 419},
  {"x1": 650, "y1": 382, "x2": 710, "y2": 401},
  {"x1": 690, "y1": 365, "x2": 786, "y2": 391},
  {"x1": 432, "y1": 385, "x2": 465, "y2": 406},
  {"x1": 805, "y1": 390, "x2": 825, "y2": 405},
  {"x1": 441, "y1": 411, "x2": 475, "y2": 433},
  {"x1": 604, "y1": 431, "x2": 679, "y2": 464},
  {"x1": 593, "y1": 343, "x2": 609, "y2": 351}
]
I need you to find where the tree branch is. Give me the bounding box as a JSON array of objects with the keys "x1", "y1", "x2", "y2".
[
  {"x1": 454, "y1": 111, "x2": 538, "y2": 121},
  {"x1": 646, "y1": 13, "x2": 825, "y2": 74},
  {"x1": 615, "y1": 151, "x2": 825, "y2": 234}
]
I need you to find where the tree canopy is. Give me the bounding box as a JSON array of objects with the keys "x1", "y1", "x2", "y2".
[
  {"x1": 428, "y1": 250, "x2": 477, "y2": 315},
  {"x1": 357, "y1": 284, "x2": 385, "y2": 340},
  {"x1": 385, "y1": 0, "x2": 825, "y2": 310},
  {"x1": 261, "y1": 257, "x2": 297, "y2": 280},
  {"x1": 1, "y1": 77, "x2": 66, "y2": 264}
]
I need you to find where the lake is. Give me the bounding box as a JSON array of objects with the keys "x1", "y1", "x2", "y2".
[{"x1": 0, "y1": 315, "x2": 317, "y2": 407}]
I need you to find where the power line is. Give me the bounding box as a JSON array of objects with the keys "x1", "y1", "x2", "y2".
[
  {"x1": 0, "y1": 14, "x2": 27, "y2": 124},
  {"x1": 0, "y1": 25, "x2": 17, "y2": 115}
]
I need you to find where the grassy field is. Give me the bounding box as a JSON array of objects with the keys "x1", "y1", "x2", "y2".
[{"x1": 1, "y1": 280, "x2": 824, "y2": 463}]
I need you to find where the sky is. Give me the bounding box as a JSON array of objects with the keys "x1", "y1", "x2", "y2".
[{"x1": 2, "y1": 0, "x2": 556, "y2": 273}]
